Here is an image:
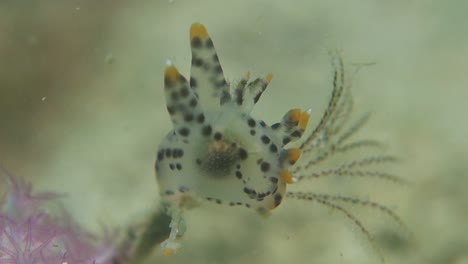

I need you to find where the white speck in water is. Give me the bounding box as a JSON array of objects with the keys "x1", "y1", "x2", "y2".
[
  {"x1": 165, "y1": 59, "x2": 173, "y2": 66},
  {"x1": 41, "y1": 96, "x2": 46, "y2": 101}
]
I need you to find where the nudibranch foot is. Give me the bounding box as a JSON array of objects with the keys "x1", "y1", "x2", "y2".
[{"x1": 158, "y1": 204, "x2": 185, "y2": 257}]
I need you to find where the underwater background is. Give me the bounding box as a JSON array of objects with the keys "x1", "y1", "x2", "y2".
[{"x1": 1, "y1": 1, "x2": 467, "y2": 263}]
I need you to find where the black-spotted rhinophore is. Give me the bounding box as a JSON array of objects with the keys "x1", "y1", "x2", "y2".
[{"x1": 155, "y1": 23, "x2": 408, "y2": 261}]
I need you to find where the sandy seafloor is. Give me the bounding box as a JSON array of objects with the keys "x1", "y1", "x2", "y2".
[{"x1": 1, "y1": 1, "x2": 468, "y2": 264}]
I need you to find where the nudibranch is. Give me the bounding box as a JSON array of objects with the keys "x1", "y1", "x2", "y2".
[
  {"x1": 155, "y1": 23, "x2": 408, "y2": 260},
  {"x1": 155, "y1": 23, "x2": 307, "y2": 254}
]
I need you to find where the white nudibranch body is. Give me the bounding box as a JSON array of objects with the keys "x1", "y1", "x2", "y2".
[{"x1": 155, "y1": 23, "x2": 307, "y2": 255}]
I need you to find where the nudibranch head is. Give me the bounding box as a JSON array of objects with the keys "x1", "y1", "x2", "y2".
[{"x1": 156, "y1": 23, "x2": 309, "y2": 214}]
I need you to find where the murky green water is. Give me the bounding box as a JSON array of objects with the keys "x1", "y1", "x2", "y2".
[{"x1": 1, "y1": 1, "x2": 467, "y2": 263}]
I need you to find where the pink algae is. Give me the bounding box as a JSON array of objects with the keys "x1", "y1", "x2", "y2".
[{"x1": 0, "y1": 166, "x2": 118, "y2": 264}]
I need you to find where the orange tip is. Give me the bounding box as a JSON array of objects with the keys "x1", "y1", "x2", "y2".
[
  {"x1": 162, "y1": 248, "x2": 175, "y2": 257},
  {"x1": 190, "y1": 23, "x2": 209, "y2": 40},
  {"x1": 289, "y1": 109, "x2": 302, "y2": 124},
  {"x1": 279, "y1": 170, "x2": 295, "y2": 184},
  {"x1": 264, "y1": 73, "x2": 273, "y2": 84},
  {"x1": 288, "y1": 148, "x2": 301, "y2": 164},
  {"x1": 164, "y1": 66, "x2": 180, "y2": 86}
]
